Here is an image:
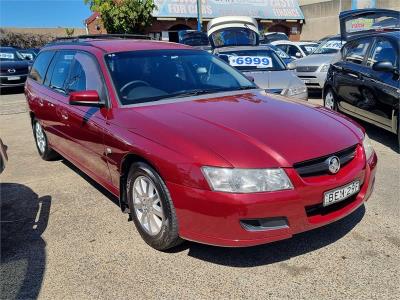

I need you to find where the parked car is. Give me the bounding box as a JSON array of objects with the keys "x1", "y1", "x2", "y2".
[
  {"x1": 324, "y1": 8, "x2": 400, "y2": 149},
  {"x1": 266, "y1": 44, "x2": 294, "y2": 65},
  {"x1": 292, "y1": 36, "x2": 346, "y2": 89},
  {"x1": 271, "y1": 41, "x2": 319, "y2": 59},
  {"x1": 208, "y1": 17, "x2": 307, "y2": 100},
  {"x1": 25, "y1": 36, "x2": 377, "y2": 250},
  {"x1": 0, "y1": 46, "x2": 31, "y2": 88},
  {"x1": 261, "y1": 32, "x2": 289, "y2": 43},
  {"x1": 0, "y1": 138, "x2": 7, "y2": 174}
]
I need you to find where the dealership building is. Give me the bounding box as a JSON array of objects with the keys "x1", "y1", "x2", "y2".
[{"x1": 85, "y1": 0, "x2": 305, "y2": 41}]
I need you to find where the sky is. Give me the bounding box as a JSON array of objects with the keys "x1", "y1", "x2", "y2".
[{"x1": 0, "y1": 0, "x2": 92, "y2": 28}]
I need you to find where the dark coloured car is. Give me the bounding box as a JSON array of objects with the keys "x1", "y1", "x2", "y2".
[
  {"x1": 25, "y1": 36, "x2": 377, "y2": 250},
  {"x1": 323, "y1": 9, "x2": 400, "y2": 148},
  {"x1": 0, "y1": 138, "x2": 7, "y2": 174},
  {"x1": 0, "y1": 46, "x2": 31, "y2": 88}
]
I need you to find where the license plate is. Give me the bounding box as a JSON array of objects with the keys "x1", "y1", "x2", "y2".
[
  {"x1": 323, "y1": 180, "x2": 360, "y2": 207},
  {"x1": 301, "y1": 79, "x2": 310, "y2": 84},
  {"x1": 7, "y1": 76, "x2": 20, "y2": 81}
]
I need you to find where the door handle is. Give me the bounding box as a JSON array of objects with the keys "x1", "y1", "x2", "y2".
[{"x1": 61, "y1": 110, "x2": 68, "y2": 120}]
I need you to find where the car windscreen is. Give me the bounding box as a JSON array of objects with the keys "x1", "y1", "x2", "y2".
[
  {"x1": 312, "y1": 39, "x2": 346, "y2": 54},
  {"x1": 344, "y1": 11, "x2": 400, "y2": 35},
  {"x1": 0, "y1": 49, "x2": 24, "y2": 61},
  {"x1": 300, "y1": 44, "x2": 318, "y2": 55},
  {"x1": 105, "y1": 50, "x2": 256, "y2": 106},
  {"x1": 219, "y1": 49, "x2": 286, "y2": 71},
  {"x1": 267, "y1": 45, "x2": 291, "y2": 59},
  {"x1": 210, "y1": 28, "x2": 258, "y2": 48},
  {"x1": 263, "y1": 33, "x2": 289, "y2": 43}
]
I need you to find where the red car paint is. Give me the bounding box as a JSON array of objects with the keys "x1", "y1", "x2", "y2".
[{"x1": 25, "y1": 39, "x2": 377, "y2": 247}]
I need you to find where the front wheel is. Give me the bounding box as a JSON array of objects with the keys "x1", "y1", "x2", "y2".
[
  {"x1": 127, "y1": 162, "x2": 182, "y2": 250},
  {"x1": 32, "y1": 119, "x2": 59, "y2": 161},
  {"x1": 324, "y1": 88, "x2": 338, "y2": 111}
]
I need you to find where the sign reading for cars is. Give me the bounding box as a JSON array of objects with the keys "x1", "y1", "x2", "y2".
[{"x1": 228, "y1": 56, "x2": 272, "y2": 68}]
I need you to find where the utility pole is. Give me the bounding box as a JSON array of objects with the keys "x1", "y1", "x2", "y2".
[{"x1": 197, "y1": 0, "x2": 202, "y2": 31}]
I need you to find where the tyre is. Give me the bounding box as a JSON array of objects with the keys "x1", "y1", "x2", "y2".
[
  {"x1": 324, "y1": 87, "x2": 337, "y2": 111},
  {"x1": 397, "y1": 111, "x2": 400, "y2": 153},
  {"x1": 126, "y1": 162, "x2": 182, "y2": 250},
  {"x1": 32, "y1": 119, "x2": 59, "y2": 161}
]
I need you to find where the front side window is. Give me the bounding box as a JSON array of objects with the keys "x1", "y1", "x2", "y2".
[
  {"x1": 48, "y1": 51, "x2": 75, "y2": 92},
  {"x1": 287, "y1": 45, "x2": 300, "y2": 57},
  {"x1": 367, "y1": 39, "x2": 397, "y2": 67},
  {"x1": 343, "y1": 38, "x2": 371, "y2": 65},
  {"x1": 66, "y1": 52, "x2": 106, "y2": 101},
  {"x1": 219, "y1": 49, "x2": 286, "y2": 71},
  {"x1": 29, "y1": 51, "x2": 55, "y2": 83},
  {"x1": 105, "y1": 50, "x2": 255, "y2": 106}
]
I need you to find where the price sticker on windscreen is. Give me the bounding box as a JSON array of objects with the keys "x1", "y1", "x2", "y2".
[
  {"x1": 228, "y1": 56, "x2": 272, "y2": 68},
  {"x1": 0, "y1": 53, "x2": 14, "y2": 59}
]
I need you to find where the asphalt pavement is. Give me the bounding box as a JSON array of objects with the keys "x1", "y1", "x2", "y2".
[{"x1": 1, "y1": 89, "x2": 399, "y2": 299}]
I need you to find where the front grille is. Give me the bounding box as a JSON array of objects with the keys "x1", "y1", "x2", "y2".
[
  {"x1": 305, "y1": 194, "x2": 358, "y2": 217},
  {"x1": 296, "y1": 66, "x2": 319, "y2": 72},
  {"x1": 294, "y1": 145, "x2": 357, "y2": 177}
]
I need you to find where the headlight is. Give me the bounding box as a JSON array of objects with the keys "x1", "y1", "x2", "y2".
[
  {"x1": 284, "y1": 85, "x2": 307, "y2": 97},
  {"x1": 362, "y1": 134, "x2": 374, "y2": 161},
  {"x1": 202, "y1": 167, "x2": 293, "y2": 193},
  {"x1": 320, "y1": 64, "x2": 330, "y2": 72}
]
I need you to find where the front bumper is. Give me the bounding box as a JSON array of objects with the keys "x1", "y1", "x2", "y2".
[
  {"x1": 0, "y1": 74, "x2": 28, "y2": 87},
  {"x1": 167, "y1": 148, "x2": 377, "y2": 247},
  {"x1": 295, "y1": 71, "x2": 327, "y2": 89}
]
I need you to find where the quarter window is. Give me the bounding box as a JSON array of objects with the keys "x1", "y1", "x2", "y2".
[
  {"x1": 29, "y1": 51, "x2": 55, "y2": 83},
  {"x1": 367, "y1": 39, "x2": 397, "y2": 67},
  {"x1": 343, "y1": 39, "x2": 371, "y2": 65}
]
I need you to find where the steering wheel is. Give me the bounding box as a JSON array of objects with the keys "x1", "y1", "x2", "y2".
[{"x1": 120, "y1": 80, "x2": 150, "y2": 96}]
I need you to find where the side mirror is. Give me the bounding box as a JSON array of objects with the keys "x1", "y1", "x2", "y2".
[
  {"x1": 287, "y1": 62, "x2": 296, "y2": 70},
  {"x1": 295, "y1": 52, "x2": 302, "y2": 58},
  {"x1": 69, "y1": 90, "x2": 103, "y2": 107},
  {"x1": 372, "y1": 61, "x2": 394, "y2": 72}
]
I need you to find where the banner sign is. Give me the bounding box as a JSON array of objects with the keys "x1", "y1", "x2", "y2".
[{"x1": 153, "y1": 0, "x2": 304, "y2": 20}]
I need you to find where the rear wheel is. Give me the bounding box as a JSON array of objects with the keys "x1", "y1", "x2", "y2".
[
  {"x1": 127, "y1": 162, "x2": 182, "y2": 250},
  {"x1": 33, "y1": 119, "x2": 59, "y2": 161},
  {"x1": 324, "y1": 88, "x2": 337, "y2": 111}
]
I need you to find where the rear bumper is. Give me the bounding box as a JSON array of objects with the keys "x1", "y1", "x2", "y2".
[
  {"x1": 168, "y1": 150, "x2": 377, "y2": 247},
  {"x1": 295, "y1": 71, "x2": 327, "y2": 89}
]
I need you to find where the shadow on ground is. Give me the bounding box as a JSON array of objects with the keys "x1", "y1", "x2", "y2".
[
  {"x1": 308, "y1": 89, "x2": 323, "y2": 100},
  {"x1": 170, "y1": 205, "x2": 365, "y2": 267},
  {"x1": 361, "y1": 121, "x2": 398, "y2": 153},
  {"x1": 0, "y1": 87, "x2": 25, "y2": 95},
  {"x1": 1, "y1": 183, "x2": 50, "y2": 299}
]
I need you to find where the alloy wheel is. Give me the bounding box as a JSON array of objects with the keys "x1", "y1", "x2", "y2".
[
  {"x1": 324, "y1": 91, "x2": 335, "y2": 110},
  {"x1": 35, "y1": 122, "x2": 46, "y2": 154},
  {"x1": 132, "y1": 176, "x2": 164, "y2": 236}
]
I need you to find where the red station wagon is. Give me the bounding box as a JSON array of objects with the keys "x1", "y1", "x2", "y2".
[{"x1": 25, "y1": 36, "x2": 377, "y2": 250}]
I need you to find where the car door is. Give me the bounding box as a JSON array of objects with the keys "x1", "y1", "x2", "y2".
[
  {"x1": 334, "y1": 37, "x2": 373, "y2": 113},
  {"x1": 361, "y1": 37, "x2": 399, "y2": 131},
  {"x1": 62, "y1": 51, "x2": 112, "y2": 185}
]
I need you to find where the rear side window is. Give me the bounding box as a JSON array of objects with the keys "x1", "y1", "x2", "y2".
[
  {"x1": 343, "y1": 38, "x2": 371, "y2": 65},
  {"x1": 47, "y1": 51, "x2": 75, "y2": 92},
  {"x1": 367, "y1": 39, "x2": 397, "y2": 67},
  {"x1": 29, "y1": 51, "x2": 55, "y2": 83}
]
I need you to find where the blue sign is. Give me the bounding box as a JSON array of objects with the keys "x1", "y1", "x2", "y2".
[
  {"x1": 153, "y1": 0, "x2": 305, "y2": 20},
  {"x1": 351, "y1": 0, "x2": 376, "y2": 9}
]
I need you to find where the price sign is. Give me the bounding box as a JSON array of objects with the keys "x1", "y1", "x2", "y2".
[{"x1": 228, "y1": 56, "x2": 273, "y2": 68}]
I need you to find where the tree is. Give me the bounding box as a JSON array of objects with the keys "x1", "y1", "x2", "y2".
[
  {"x1": 65, "y1": 28, "x2": 75, "y2": 37},
  {"x1": 84, "y1": 0, "x2": 156, "y2": 34}
]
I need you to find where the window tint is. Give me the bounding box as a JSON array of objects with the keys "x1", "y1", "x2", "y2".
[
  {"x1": 287, "y1": 45, "x2": 300, "y2": 57},
  {"x1": 29, "y1": 51, "x2": 55, "y2": 83},
  {"x1": 343, "y1": 39, "x2": 371, "y2": 65},
  {"x1": 276, "y1": 44, "x2": 288, "y2": 53},
  {"x1": 367, "y1": 39, "x2": 397, "y2": 67},
  {"x1": 48, "y1": 51, "x2": 74, "y2": 92},
  {"x1": 66, "y1": 52, "x2": 106, "y2": 101}
]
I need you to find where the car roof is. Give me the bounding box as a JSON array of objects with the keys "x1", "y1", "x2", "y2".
[
  {"x1": 44, "y1": 39, "x2": 193, "y2": 53},
  {"x1": 214, "y1": 45, "x2": 273, "y2": 52}
]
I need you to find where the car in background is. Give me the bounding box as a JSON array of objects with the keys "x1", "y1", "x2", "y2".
[
  {"x1": 261, "y1": 32, "x2": 289, "y2": 43},
  {"x1": 271, "y1": 40, "x2": 319, "y2": 59},
  {"x1": 215, "y1": 46, "x2": 307, "y2": 100},
  {"x1": 208, "y1": 17, "x2": 307, "y2": 100},
  {"x1": 25, "y1": 36, "x2": 377, "y2": 250},
  {"x1": 266, "y1": 44, "x2": 294, "y2": 65},
  {"x1": 0, "y1": 46, "x2": 31, "y2": 88},
  {"x1": 292, "y1": 36, "x2": 346, "y2": 89},
  {"x1": 178, "y1": 30, "x2": 210, "y2": 51},
  {"x1": 324, "y1": 8, "x2": 400, "y2": 149}
]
